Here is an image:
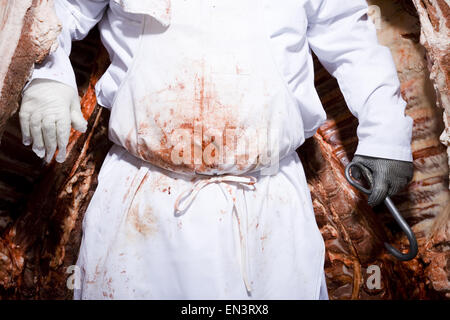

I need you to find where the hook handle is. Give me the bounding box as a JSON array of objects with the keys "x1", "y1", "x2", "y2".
[
  {"x1": 383, "y1": 197, "x2": 418, "y2": 261},
  {"x1": 345, "y1": 162, "x2": 418, "y2": 261},
  {"x1": 345, "y1": 162, "x2": 372, "y2": 195}
]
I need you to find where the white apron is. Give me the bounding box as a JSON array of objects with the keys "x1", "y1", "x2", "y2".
[
  {"x1": 75, "y1": 145, "x2": 327, "y2": 299},
  {"x1": 75, "y1": 0, "x2": 327, "y2": 299},
  {"x1": 108, "y1": 0, "x2": 306, "y2": 176}
]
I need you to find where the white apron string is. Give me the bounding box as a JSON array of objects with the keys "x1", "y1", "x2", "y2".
[{"x1": 174, "y1": 174, "x2": 257, "y2": 294}]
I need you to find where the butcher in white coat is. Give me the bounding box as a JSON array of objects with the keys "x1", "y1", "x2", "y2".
[{"x1": 19, "y1": 0, "x2": 414, "y2": 299}]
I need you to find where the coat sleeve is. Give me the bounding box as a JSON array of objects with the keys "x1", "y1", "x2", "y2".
[
  {"x1": 305, "y1": 0, "x2": 413, "y2": 162},
  {"x1": 27, "y1": 0, "x2": 109, "y2": 91}
]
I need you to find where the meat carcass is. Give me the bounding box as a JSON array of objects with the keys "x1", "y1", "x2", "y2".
[
  {"x1": 0, "y1": 0, "x2": 60, "y2": 140},
  {"x1": 411, "y1": 0, "x2": 450, "y2": 180}
]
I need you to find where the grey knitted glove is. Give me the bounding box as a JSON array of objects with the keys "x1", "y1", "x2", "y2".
[{"x1": 351, "y1": 155, "x2": 413, "y2": 207}]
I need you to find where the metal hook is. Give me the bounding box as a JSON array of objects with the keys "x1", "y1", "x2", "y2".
[{"x1": 345, "y1": 162, "x2": 418, "y2": 261}]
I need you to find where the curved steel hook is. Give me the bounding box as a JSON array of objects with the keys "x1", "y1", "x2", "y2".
[{"x1": 345, "y1": 162, "x2": 418, "y2": 261}]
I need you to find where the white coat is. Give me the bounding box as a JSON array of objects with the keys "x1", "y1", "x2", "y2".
[{"x1": 29, "y1": 0, "x2": 413, "y2": 299}]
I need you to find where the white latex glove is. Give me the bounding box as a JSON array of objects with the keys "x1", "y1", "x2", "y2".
[{"x1": 19, "y1": 79, "x2": 87, "y2": 163}]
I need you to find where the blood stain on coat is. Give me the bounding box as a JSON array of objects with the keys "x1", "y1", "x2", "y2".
[
  {"x1": 126, "y1": 199, "x2": 158, "y2": 238},
  {"x1": 123, "y1": 60, "x2": 265, "y2": 175},
  {"x1": 261, "y1": 234, "x2": 268, "y2": 252},
  {"x1": 87, "y1": 263, "x2": 102, "y2": 285},
  {"x1": 104, "y1": 276, "x2": 115, "y2": 299},
  {"x1": 165, "y1": 0, "x2": 171, "y2": 16},
  {"x1": 146, "y1": 173, "x2": 175, "y2": 194}
]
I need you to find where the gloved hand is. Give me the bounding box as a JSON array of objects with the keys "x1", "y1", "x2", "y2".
[
  {"x1": 19, "y1": 79, "x2": 87, "y2": 163},
  {"x1": 351, "y1": 155, "x2": 413, "y2": 207}
]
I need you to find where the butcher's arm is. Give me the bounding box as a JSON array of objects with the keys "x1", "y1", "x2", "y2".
[
  {"x1": 305, "y1": 0, "x2": 413, "y2": 205},
  {"x1": 27, "y1": 0, "x2": 109, "y2": 89},
  {"x1": 20, "y1": 0, "x2": 108, "y2": 163}
]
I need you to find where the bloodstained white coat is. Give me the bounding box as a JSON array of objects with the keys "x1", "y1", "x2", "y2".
[{"x1": 29, "y1": 0, "x2": 413, "y2": 299}]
